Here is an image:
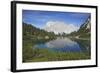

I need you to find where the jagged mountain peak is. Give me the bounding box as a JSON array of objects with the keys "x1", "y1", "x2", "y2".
[
  {"x1": 78, "y1": 16, "x2": 91, "y2": 33},
  {"x1": 80, "y1": 16, "x2": 90, "y2": 29}
]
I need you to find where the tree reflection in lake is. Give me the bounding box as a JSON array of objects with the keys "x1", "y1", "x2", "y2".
[{"x1": 33, "y1": 38, "x2": 90, "y2": 53}]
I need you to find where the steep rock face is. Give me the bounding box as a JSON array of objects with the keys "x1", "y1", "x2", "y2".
[
  {"x1": 77, "y1": 16, "x2": 91, "y2": 38},
  {"x1": 78, "y1": 16, "x2": 91, "y2": 33},
  {"x1": 68, "y1": 16, "x2": 91, "y2": 38}
]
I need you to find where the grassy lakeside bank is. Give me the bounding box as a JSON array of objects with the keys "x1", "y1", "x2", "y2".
[{"x1": 24, "y1": 48, "x2": 90, "y2": 63}]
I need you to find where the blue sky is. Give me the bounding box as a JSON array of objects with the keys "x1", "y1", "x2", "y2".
[{"x1": 22, "y1": 10, "x2": 90, "y2": 29}]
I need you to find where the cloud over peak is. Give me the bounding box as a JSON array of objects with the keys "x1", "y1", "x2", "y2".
[{"x1": 43, "y1": 21, "x2": 79, "y2": 34}]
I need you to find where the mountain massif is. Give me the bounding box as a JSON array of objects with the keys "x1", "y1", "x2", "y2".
[
  {"x1": 68, "y1": 16, "x2": 91, "y2": 38},
  {"x1": 23, "y1": 23, "x2": 56, "y2": 43},
  {"x1": 23, "y1": 16, "x2": 91, "y2": 40}
]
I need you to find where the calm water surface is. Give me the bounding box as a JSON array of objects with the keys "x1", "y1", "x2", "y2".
[{"x1": 33, "y1": 38, "x2": 90, "y2": 53}]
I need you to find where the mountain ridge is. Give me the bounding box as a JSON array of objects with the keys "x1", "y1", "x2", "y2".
[{"x1": 68, "y1": 16, "x2": 91, "y2": 38}]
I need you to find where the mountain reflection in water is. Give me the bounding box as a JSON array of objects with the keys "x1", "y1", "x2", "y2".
[{"x1": 33, "y1": 38, "x2": 90, "y2": 53}]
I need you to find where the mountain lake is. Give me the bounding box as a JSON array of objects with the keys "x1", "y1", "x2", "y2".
[{"x1": 33, "y1": 38, "x2": 90, "y2": 53}]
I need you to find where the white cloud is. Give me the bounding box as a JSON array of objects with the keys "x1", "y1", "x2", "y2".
[{"x1": 43, "y1": 21, "x2": 79, "y2": 34}]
